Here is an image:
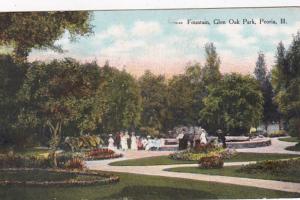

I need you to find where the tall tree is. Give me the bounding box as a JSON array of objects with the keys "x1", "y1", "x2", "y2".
[
  {"x1": 273, "y1": 33, "x2": 300, "y2": 137},
  {"x1": 254, "y1": 52, "x2": 279, "y2": 129},
  {"x1": 202, "y1": 42, "x2": 222, "y2": 88},
  {"x1": 99, "y1": 63, "x2": 142, "y2": 134},
  {"x1": 17, "y1": 58, "x2": 103, "y2": 166},
  {"x1": 138, "y1": 70, "x2": 168, "y2": 136},
  {"x1": 200, "y1": 73, "x2": 263, "y2": 135},
  {"x1": 168, "y1": 63, "x2": 205, "y2": 128},
  {"x1": 0, "y1": 55, "x2": 27, "y2": 146},
  {"x1": 0, "y1": 12, "x2": 93, "y2": 62}
]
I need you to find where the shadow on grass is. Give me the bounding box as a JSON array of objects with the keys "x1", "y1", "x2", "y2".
[{"x1": 104, "y1": 185, "x2": 217, "y2": 200}]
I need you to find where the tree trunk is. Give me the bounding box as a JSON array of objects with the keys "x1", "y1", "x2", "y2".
[{"x1": 47, "y1": 120, "x2": 62, "y2": 168}]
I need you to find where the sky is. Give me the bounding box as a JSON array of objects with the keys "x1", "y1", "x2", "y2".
[{"x1": 28, "y1": 7, "x2": 300, "y2": 78}]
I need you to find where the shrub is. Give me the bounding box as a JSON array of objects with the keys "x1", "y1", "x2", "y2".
[
  {"x1": 198, "y1": 154, "x2": 224, "y2": 169},
  {"x1": 64, "y1": 135, "x2": 102, "y2": 152},
  {"x1": 268, "y1": 130, "x2": 288, "y2": 137},
  {"x1": 64, "y1": 157, "x2": 85, "y2": 170}
]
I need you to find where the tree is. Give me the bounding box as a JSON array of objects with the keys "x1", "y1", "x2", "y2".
[
  {"x1": 167, "y1": 63, "x2": 205, "y2": 128},
  {"x1": 202, "y1": 42, "x2": 222, "y2": 88},
  {"x1": 254, "y1": 52, "x2": 279, "y2": 129},
  {"x1": 200, "y1": 73, "x2": 263, "y2": 135},
  {"x1": 138, "y1": 70, "x2": 168, "y2": 135},
  {"x1": 0, "y1": 55, "x2": 27, "y2": 146},
  {"x1": 99, "y1": 63, "x2": 142, "y2": 134},
  {"x1": 0, "y1": 12, "x2": 93, "y2": 62},
  {"x1": 272, "y1": 33, "x2": 300, "y2": 137},
  {"x1": 18, "y1": 58, "x2": 103, "y2": 166}
]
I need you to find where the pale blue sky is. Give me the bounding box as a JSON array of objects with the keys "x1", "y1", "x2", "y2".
[{"x1": 29, "y1": 7, "x2": 300, "y2": 77}]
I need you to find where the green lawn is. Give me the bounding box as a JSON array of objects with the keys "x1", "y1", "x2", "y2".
[
  {"x1": 110, "y1": 152, "x2": 300, "y2": 166},
  {"x1": 0, "y1": 172, "x2": 299, "y2": 199},
  {"x1": 286, "y1": 143, "x2": 300, "y2": 152},
  {"x1": 279, "y1": 137, "x2": 300, "y2": 143},
  {"x1": 0, "y1": 147, "x2": 50, "y2": 157},
  {"x1": 167, "y1": 164, "x2": 300, "y2": 183}
]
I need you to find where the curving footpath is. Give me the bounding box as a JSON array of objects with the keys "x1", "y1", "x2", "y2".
[{"x1": 87, "y1": 138, "x2": 300, "y2": 194}]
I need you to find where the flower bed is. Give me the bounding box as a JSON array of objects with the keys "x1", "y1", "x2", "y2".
[
  {"x1": 0, "y1": 168, "x2": 119, "y2": 186},
  {"x1": 238, "y1": 158, "x2": 300, "y2": 175},
  {"x1": 169, "y1": 144, "x2": 235, "y2": 161},
  {"x1": 86, "y1": 148, "x2": 122, "y2": 161},
  {"x1": 198, "y1": 154, "x2": 224, "y2": 169}
]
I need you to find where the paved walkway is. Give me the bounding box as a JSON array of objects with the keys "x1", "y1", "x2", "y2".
[{"x1": 86, "y1": 137, "x2": 300, "y2": 194}]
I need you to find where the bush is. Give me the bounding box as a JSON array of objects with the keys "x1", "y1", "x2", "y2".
[
  {"x1": 288, "y1": 118, "x2": 300, "y2": 138},
  {"x1": 198, "y1": 154, "x2": 224, "y2": 169},
  {"x1": 64, "y1": 157, "x2": 85, "y2": 170},
  {"x1": 268, "y1": 130, "x2": 287, "y2": 137},
  {"x1": 64, "y1": 135, "x2": 102, "y2": 152},
  {"x1": 238, "y1": 158, "x2": 300, "y2": 175},
  {"x1": 56, "y1": 152, "x2": 85, "y2": 169}
]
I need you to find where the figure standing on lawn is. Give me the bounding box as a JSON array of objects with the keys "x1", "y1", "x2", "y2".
[
  {"x1": 108, "y1": 134, "x2": 115, "y2": 149},
  {"x1": 130, "y1": 132, "x2": 138, "y2": 150},
  {"x1": 121, "y1": 131, "x2": 129, "y2": 151}
]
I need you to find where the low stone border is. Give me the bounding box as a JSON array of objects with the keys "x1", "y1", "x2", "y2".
[
  {"x1": 227, "y1": 138, "x2": 271, "y2": 149},
  {"x1": 0, "y1": 168, "x2": 119, "y2": 186}
]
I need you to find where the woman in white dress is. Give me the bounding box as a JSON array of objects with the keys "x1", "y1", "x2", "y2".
[
  {"x1": 108, "y1": 134, "x2": 115, "y2": 150},
  {"x1": 130, "y1": 132, "x2": 138, "y2": 150},
  {"x1": 121, "y1": 131, "x2": 129, "y2": 151}
]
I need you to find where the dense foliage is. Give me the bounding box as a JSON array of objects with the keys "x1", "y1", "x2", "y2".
[
  {"x1": 200, "y1": 73, "x2": 263, "y2": 135},
  {"x1": 272, "y1": 33, "x2": 300, "y2": 138},
  {"x1": 0, "y1": 12, "x2": 93, "y2": 62},
  {"x1": 254, "y1": 52, "x2": 279, "y2": 129}
]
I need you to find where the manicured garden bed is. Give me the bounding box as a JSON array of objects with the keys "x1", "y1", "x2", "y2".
[
  {"x1": 167, "y1": 158, "x2": 300, "y2": 183},
  {"x1": 0, "y1": 168, "x2": 119, "y2": 186},
  {"x1": 0, "y1": 172, "x2": 298, "y2": 199},
  {"x1": 110, "y1": 152, "x2": 300, "y2": 166},
  {"x1": 86, "y1": 148, "x2": 122, "y2": 160}
]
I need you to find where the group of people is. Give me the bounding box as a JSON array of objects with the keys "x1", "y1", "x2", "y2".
[
  {"x1": 175, "y1": 126, "x2": 208, "y2": 150},
  {"x1": 108, "y1": 132, "x2": 163, "y2": 151}
]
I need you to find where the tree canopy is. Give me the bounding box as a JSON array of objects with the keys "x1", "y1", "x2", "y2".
[
  {"x1": 0, "y1": 12, "x2": 93, "y2": 62},
  {"x1": 138, "y1": 70, "x2": 168, "y2": 136},
  {"x1": 254, "y1": 52, "x2": 279, "y2": 128},
  {"x1": 272, "y1": 33, "x2": 300, "y2": 137},
  {"x1": 200, "y1": 73, "x2": 263, "y2": 135}
]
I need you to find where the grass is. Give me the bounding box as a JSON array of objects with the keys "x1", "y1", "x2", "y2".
[
  {"x1": 0, "y1": 147, "x2": 50, "y2": 157},
  {"x1": 0, "y1": 172, "x2": 299, "y2": 199},
  {"x1": 0, "y1": 170, "x2": 76, "y2": 182},
  {"x1": 286, "y1": 143, "x2": 300, "y2": 152},
  {"x1": 279, "y1": 137, "x2": 300, "y2": 143},
  {"x1": 167, "y1": 163, "x2": 300, "y2": 183},
  {"x1": 110, "y1": 152, "x2": 300, "y2": 166}
]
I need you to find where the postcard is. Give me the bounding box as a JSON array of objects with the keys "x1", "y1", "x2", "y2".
[{"x1": 0, "y1": 4, "x2": 300, "y2": 200}]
